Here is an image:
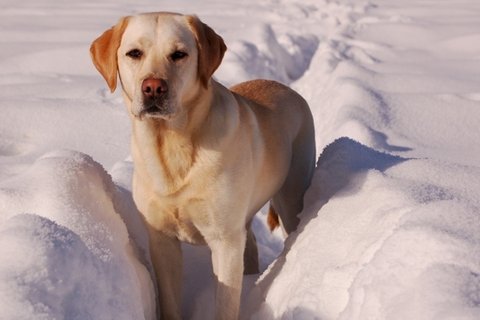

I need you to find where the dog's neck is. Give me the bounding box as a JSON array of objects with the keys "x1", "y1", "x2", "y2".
[{"x1": 126, "y1": 83, "x2": 215, "y2": 194}]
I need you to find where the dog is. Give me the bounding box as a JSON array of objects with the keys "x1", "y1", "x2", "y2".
[{"x1": 90, "y1": 12, "x2": 315, "y2": 320}]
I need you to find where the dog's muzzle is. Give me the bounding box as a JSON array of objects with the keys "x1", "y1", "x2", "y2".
[{"x1": 139, "y1": 78, "x2": 173, "y2": 119}]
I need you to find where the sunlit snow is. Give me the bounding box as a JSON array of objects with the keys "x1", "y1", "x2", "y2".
[{"x1": 1, "y1": 0, "x2": 479, "y2": 319}]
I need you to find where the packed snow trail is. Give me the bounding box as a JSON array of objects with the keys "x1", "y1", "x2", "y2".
[{"x1": 1, "y1": 0, "x2": 480, "y2": 319}]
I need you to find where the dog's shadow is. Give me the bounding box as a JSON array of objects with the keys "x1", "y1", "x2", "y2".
[{"x1": 242, "y1": 137, "x2": 409, "y2": 318}]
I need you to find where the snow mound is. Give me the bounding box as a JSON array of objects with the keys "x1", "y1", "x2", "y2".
[
  {"x1": 0, "y1": 151, "x2": 156, "y2": 320},
  {"x1": 216, "y1": 24, "x2": 318, "y2": 87},
  {"x1": 249, "y1": 138, "x2": 480, "y2": 319}
]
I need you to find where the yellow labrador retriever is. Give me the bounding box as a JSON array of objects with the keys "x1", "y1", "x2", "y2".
[{"x1": 90, "y1": 12, "x2": 315, "y2": 320}]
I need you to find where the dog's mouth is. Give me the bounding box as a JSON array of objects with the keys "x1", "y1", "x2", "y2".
[{"x1": 138, "y1": 97, "x2": 174, "y2": 120}]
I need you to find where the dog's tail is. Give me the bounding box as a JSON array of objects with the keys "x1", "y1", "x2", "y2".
[{"x1": 267, "y1": 204, "x2": 280, "y2": 232}]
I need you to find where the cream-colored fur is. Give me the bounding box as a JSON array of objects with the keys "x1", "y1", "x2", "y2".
[{"x1": 90, "y1": 12, "x2": 315, "y2": 320}]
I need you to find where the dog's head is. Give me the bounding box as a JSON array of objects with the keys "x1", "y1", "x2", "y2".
[{"x1": 90, "y1": 12, "x2": 226, "y2": 120}]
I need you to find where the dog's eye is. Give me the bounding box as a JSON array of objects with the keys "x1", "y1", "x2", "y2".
[
  {"x1": 126, "y1": 49, "x2": 143, "y2": 59},
  {"x1": 170, "y1": 51, "x2": 188, "y2": 62}
]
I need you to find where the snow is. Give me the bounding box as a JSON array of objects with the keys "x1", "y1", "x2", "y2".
[
  {"x1": 1, "y1": 0, "x2": 480, "y2": 319},
  {"x1": 0, "y1": 151, "x2": 156, "y2": 320}
]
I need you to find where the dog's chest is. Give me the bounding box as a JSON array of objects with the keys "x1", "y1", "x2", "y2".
[
  {"x1": 133, "y1": 132, "x2": 228, "y2": 244},
  {"x1": 145, "y1": 196, "x2": 208, "y2": 245}
]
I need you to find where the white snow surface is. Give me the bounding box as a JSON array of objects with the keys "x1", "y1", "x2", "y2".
[{"x1": 1, "y1": 0, "x2": 480, "y2": 319}]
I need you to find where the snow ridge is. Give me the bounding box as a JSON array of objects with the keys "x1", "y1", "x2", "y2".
[{"x1": 0, "y1": 151, "x2": 156, "y2": 320}]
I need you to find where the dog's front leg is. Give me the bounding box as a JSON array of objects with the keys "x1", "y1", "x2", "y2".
[
  {"x1": 209, "y1": 231, "x2": 246, "y2": 320},
  {"x1": 148, "y1": 227, "x2": 183, "y2": 320}
]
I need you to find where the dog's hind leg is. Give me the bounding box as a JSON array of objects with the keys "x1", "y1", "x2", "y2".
[
  {"x1": 243, "y1": 223, "x2": 259, "y2": 274},
  {"x1": 271, "y1": 127, "x2": 316, "y2": 234}
]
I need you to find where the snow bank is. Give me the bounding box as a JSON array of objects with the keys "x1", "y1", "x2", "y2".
[
  {"x1": 248, "y1": 138, "x2": 480, "y2": 319},
  {"x1": 0, "y1": 151, "x2": 156, "y2": 320}
]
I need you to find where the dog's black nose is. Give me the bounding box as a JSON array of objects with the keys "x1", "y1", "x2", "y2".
[{"x1": 142, "y1": 78, "x2": 168, "y2": 99}]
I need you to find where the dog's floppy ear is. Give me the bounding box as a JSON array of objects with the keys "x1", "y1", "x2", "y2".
[
  {"x1": 187, "y1": 15, "x2": 227, "y2": 88},
  {"x1": 90, "y1": 17, "x2": 129, "y2": 92}
]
